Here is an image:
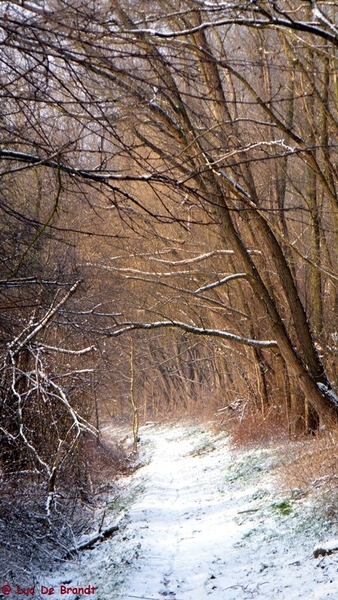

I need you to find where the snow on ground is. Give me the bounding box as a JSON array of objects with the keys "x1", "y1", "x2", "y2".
[{"x1": 38, "y1": 423, "x2": 338, "y2": 600}]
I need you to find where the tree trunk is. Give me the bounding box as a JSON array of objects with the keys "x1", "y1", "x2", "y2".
[{"x1": 215, "y1": 196, "x2": 338, "y2": 425}]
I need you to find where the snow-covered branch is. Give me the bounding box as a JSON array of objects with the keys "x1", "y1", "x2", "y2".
[
  {"x1": 208, "y1": 140, "x2": 301, "y2": 167},
  {"x1": 8, "y1": 280, "x2": 81, "y2": 356},
  {"x1": 105, "y1": 249, "x2": 261, "y2": 266},
  {"x1": 5, "y1": 0, "x2": 50, "y2": 16},
  {"x1": 33, "y1": 343, "x2": 96, "y2": 355},
  {"x1": 0, "y1": 149, "x2": 174, "y2": 184},
  {"x1": 124, "y1": 17, "x2": 338, "y2": 48},
  {"x1": 195, "y1": 273, "x2": 247, "y2": 294},
  {"x1": 107, "y1": 320, "x2": 277, "y2": 349},
  {"x1": 137, "y1": 250, "x2": 235, "y2": 265},
  {"x1": 84, "y1": 263, "x2": 202, "y2": 278},
  {"x1": 317, "y1": 383, "x2": 338, "y2": 408}
]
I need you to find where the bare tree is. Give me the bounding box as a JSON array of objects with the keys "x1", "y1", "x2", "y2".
[{"x1": 0, "y1": 0, "x2": 337, "y2": 430}]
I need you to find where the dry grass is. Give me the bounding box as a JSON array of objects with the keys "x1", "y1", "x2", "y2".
[
  {"x1": 225, "y1": 405, "x2": 338, "y2": 524},
  {"x1": 279, "y1": 428, "x2": 338, "y2": 497},
  {"x1": 227, "y1": 405, "x2": 290, "y2": 448},
  {"x1": 227, "y1": 404, "x2": 338, "y2": 507}
]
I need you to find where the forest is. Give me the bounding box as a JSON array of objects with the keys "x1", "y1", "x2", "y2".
[{"x1": 0, "y1": 0, "x2": 337, "y2": 575}]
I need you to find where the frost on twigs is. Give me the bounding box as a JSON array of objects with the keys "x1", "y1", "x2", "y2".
[{"x1": 0, "y1": 281, "x2": 129, "y2": 580}]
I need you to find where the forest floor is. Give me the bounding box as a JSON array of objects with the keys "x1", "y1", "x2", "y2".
[{"x1": 38, "y1": 422, "x2": 338, "y2": 600}]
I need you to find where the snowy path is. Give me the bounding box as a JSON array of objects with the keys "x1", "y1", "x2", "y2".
[
  {"x1": 43, "y1": 424, "x2": 338, "y2": 600},
  {"x1": 117, "y1": 425, "x2": 338, "y2": 600},
  {"x1": 119, "y1": 425, "x2": 239, "y2": 600}
]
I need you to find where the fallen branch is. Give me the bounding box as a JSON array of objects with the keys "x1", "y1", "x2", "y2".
[{"x1": 66, "y1": 523, "x2": 119, "y2": 557}]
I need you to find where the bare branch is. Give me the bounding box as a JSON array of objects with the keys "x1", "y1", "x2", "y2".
[
  {"x1": 124, "y1": 17, "x2": 338, "y2": 48},
  {"x1": 195, "y1": 273, "x2": 247, "y2": 294},
  {"x1": 8, "y1": 280, "x2": 81, "y2": 356},
  {"x1": 108, "y1": 320, "x2": 278, "y2": 349},
  {"x1": 33, "y1": 343, "x2": 97, "y2": 355}
]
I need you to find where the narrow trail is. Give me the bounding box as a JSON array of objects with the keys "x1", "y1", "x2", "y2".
[
  {"x1": 42, "y1": 424, "x2": 338, "y2": 600},
  {"x1": 119, "y1": 426, "x2": 236, "y2": 600}
]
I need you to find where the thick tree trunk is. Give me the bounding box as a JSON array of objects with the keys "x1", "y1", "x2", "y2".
[
  {"x1": 251, "y1": 214, "x2": 326, "y2": 382},
  {"x1": 216, "y1": 199, "x2": 338, "y2": 425}
]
